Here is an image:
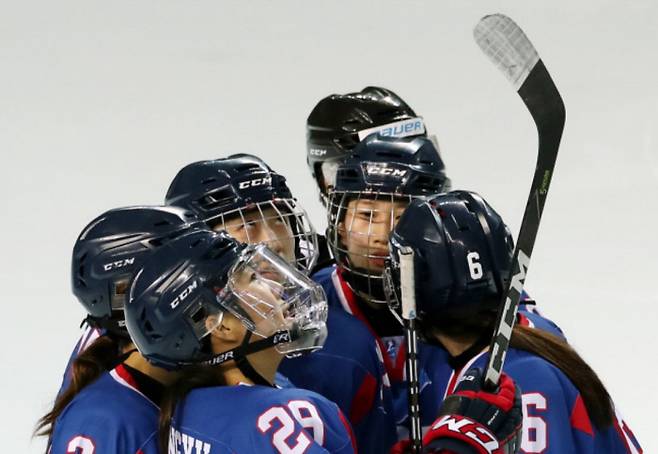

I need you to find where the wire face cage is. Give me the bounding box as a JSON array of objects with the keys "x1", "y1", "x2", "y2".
[
  {"x1": 327, "y1": 190, "x2": 415, "y2": 304},
  {"x1": 207, "y1": 198, "x2": 319, "y2": 275}
]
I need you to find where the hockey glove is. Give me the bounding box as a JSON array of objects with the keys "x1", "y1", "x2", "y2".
[{"x1": 422, "y1": 368, "x2": 522, "y2": 454}]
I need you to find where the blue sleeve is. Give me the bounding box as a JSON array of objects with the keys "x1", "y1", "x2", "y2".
[
  {"x1": 518, "y1": 306, "x2": 566, "y2": 339},
  {"x1": 505, "y1": 352, "x2": 640, "y2": 453}
]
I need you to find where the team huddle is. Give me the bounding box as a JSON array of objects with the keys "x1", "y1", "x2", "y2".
[{"x1": 35, "y1": 87, "x2": 642, "y2": 453}]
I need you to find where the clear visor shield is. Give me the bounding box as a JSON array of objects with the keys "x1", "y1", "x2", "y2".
[
  {"x1": 209, "y1": 199, "x2": 319, "y2": 274},
  {"x1": 212, "y1": 244, "x2": 328, "y2": 356}
]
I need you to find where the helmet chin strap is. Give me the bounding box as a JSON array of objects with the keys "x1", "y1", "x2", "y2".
[
  {"x1": 234, "y1": 331, "x2": 273, "y2": 387},
  {"x1": 193, "y1": 329, "x2": 299, "y2": 388}
]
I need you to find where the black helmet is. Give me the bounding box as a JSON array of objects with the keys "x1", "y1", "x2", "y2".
[
  {"x1": 165, "y1": 154, "x2": 318, "y2": 273},
  {"x1": 306, "y1": 86, "x2": 429, "y2": 201},
  {"x1": 327, "y1": 134, "x2": 450, "y2": 304},
  {"x1": 71, "y1": 206, "x2": 203, "y2": 337}
]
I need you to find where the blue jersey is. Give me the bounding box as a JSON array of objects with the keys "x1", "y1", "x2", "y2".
[
  {"x1": 279, "y1": 306, "x2": 397, "y2": 453},
  {"x1": 170, "y1": 384, "x2": 356, "y2": 453},
  {"x1": 313, "y1": 266, "x2": 568, "y2": 439},
  {"x1": 313, "y1": 266, "x2": 451, "y2": 439},
  {"x1": 50, "y1": 364, "x2": 160, "y2": 454},
  {"x1": 443, "y1": 349, "x2": 643, "y2": 454}
]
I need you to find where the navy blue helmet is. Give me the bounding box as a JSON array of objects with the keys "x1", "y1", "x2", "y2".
[
  {"x1": 165, "y1": 154, "x2": 318, "y2": 273},
  {"x1": 165, "y1": 154, "x2": 292, "y2": 220},
  {"x1": 384, "y1": 191, "x2": 514, "y2": 327},
  {"x1": 331, "y1": 134, "x2": 449, "y2": 197},
  {"x1": 71, "y1": 206, "x2": 203, "y2": 337},
  {"x1": 326, "y1": 134, "x2": 451, "y2": 304},
  {"x1": 306, "y1": 86, "x2": 428, "y2": 200},
  {"x1": 125, "y1": 230, "x2": 328, "y2": 372}
]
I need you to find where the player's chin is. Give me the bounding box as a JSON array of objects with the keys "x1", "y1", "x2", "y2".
[{"x1": 366, "y1": 257, "x2": 387, "y2": 271}]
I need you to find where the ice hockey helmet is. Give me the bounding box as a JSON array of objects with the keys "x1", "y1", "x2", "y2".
[
  {"x1": 71, "y1": 205, "x2": 203, "y2": 337},
  {"x1": 384, "y1": 190, "x2": 514, "y2": 325}
]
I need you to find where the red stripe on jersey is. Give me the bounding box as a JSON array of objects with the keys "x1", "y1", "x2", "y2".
[
  {"x1": 569, "y1": 394, "x2": 593, "y2": 436},
  {"x1": 622, "y1": 422, "x2": 643, "y2": 453},
  {"x1": 348, "y1": 372, "x2": 377, "y2": 425},
  {"x1": 338, "y1": 409, "x2": 359, "y2": 454},
  {"x1": 613, "y1": 417, "x2": 635, "y2": 453},
  {"x1": 333, "y1": 268, "x2": 403, "y2": 382},
  {"x1": 517, "y1": 312, "x2": 531, "y2": 327},
  {"x1": 115, "y1": 364, "x2": 139, "y2": 390}
]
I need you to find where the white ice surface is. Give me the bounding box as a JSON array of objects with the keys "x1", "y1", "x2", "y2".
[{"x1": 1, "y1": 1, "x2": 656, "y2": 452}]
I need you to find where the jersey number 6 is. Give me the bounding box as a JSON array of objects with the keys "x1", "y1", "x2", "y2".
[{"x1": 258, "y1": 400, "x2": 325, "y2": 454}]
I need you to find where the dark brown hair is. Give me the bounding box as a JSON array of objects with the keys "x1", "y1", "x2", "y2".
[
  {"x1": 428, "y1": 311, "x2": 614, "y2": 430},
  {"x1": 158, "y1": 366, "x2": 225, "y2": 452},
  {"x1": 34, "y1": 335, "x2": 125, "y2": 442},
  {"x1": 510, "y1": 324, "x2": 613, "y2": 429}
]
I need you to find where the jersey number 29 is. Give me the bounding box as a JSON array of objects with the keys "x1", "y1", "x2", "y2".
[{"x1": 258, "y1": 400, "x2": 325, "y2": 454}]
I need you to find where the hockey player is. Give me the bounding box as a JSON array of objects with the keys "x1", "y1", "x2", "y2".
[
  {"x1": 37, "y1": 206, "x2": 203, "y2": 453},
  {"x1": 306, "y1": 86, "x2": 559, "y2": 334},
  {"x1": 384, "y1": 190, "x2": 643, "y2": 453},
  {"x1": 125, "y1": 229, "x2": 525, "y2": 454},
  {"x1": 318, "y1": 134, "x2": 566, "y2": 437},
  {"x1": 165, "y1": 154, "x2": 319, "y2": 274},
  {"x1": 124, "y1": 229, "x2": 358, "y2": 453},
  {"x1": 52, "y1": 205, "x2": 204, "y2": 398},
  {"x1": 318, "y1": 133, "x2": 456, "y2": 435},
  {"x1": 165, "y1": 154, "x2": 398, "y2": 453}
]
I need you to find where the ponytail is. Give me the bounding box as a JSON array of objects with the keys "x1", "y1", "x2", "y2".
[
  {"x1": 158, "y1": 366, "x2": 225, "y2": 453},
  {"x1": 35, "y1": 335, "x2": 124, "y2": 441},
  {"x1": 428, "y1": 311, "x2": 615, "y2": 430},
  {"x1": 510, "y1": 325, "x2": 614, "y2": 429}
]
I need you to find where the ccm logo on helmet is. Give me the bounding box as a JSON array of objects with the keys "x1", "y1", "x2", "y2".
[
  {"x1": 170, "y1": 281, "x2": 198, "y2": 309},
  {"x1": 366, "y1": 165, "x2": 407, "y2": 178},
  {"x1": 309, "y1": 148, "x2": 328, "y2": 156},
  {"x1": 431, "y1": 415, "x2": 499, "y2": 453},
  {"x1": 103, "y1": 258, "x2": 135, "y2": 272},
  {"x1": 238, "y1": 177, "x2": 272, "y2": 190}
]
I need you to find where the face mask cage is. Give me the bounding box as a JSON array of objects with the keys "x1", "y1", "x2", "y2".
[
  {"x1": 211, "y1": 244, "x2": 328, "y2": 356},
  {"x1": 206, "y1": 199, "x2": 319, "y2": 275},
  {"x1": 326, "y1": 190, "x2": 416, "y2": 304}
]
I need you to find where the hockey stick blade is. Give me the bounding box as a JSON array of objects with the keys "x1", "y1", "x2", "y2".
[{"x1": 474, "y1": 14, "x2": 566, "y2": 389}]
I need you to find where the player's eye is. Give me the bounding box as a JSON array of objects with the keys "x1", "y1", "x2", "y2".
[{"x1": 357, "y1": 210, "x2": 373, "y2": 221}]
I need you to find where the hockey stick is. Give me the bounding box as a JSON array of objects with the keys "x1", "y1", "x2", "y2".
[
  {"x1": 399, "y1": 246, "x2": 422, "y2": 453},
  {"x1": 473, "y1": 14, "x2": 566, "y2": 390}
]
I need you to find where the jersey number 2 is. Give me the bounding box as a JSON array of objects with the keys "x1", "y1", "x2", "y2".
[
  {"x1": 258, "y1": 400, "x2": 325, "y2": 454},
  {"x1": 66, "y1": 436, "x2": 95, "y2": 454}
]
